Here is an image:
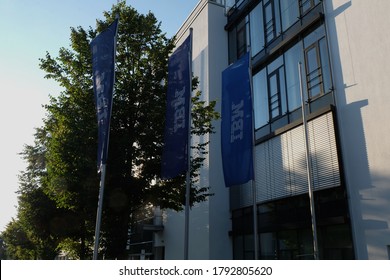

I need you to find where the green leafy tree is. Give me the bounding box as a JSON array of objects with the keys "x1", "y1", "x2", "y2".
[
  {"x1": 1, "y1": 219, "x2": 35, "y2": 260},
  {"x1": 0, "y1": 235, "x2": 6, "y2": 259},
  {"x1": 39, "y1": 24, "x2": 99, "y2": 258},
  {"x1": 2, "y1": 128, "x2": 74, "y2": 259},
  {"x1": 4, "y1": 1, "x2": 220, "y2": 260}
]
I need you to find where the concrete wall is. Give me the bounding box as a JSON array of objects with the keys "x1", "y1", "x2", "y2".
[{"x1": 325, "y1": 0, "x2": 390, "y2": 259}]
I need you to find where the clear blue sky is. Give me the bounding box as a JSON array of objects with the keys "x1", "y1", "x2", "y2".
[{"x1": 0, "y1": 0, "x2": 200, "y2": 231}]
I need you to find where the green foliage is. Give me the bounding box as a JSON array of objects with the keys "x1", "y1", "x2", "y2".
[
  {"x1": 2, "y1": 1, "x2": 220, "y2": 260},
  {"x1": 1, "y1": 219, "x2": 37, "y2": 260}
]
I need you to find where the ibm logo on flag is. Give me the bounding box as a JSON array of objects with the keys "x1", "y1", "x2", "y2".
[
  {"x1": 230, "y1": 100, "x2": 244, "y2": 143},
  {"x1": 172, "y1": 86, "x2": 186, "y2": 133}
]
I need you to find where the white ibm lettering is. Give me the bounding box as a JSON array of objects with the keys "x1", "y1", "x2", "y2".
[
  {"x1": 172, "y1": 87, "x2": 186, "y2": 133},
  {"x1": 230, "y1": 100, "x2": 244, "y2": 143}
]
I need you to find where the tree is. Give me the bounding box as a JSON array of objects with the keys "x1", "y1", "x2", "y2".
[
  {"x1": 3, "y1": 1, "x2": 219, "y2": 259},
  {"x1": 2, "y1": 128, "x2": 72, "y2": 259},
  {"x1": 1, "y1": 219, "x2": 35, "y2": 260}
]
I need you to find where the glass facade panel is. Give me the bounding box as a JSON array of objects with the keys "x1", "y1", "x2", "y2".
[
  {"x1": 264, "y1": 1, "x2": 275, "y2": 43},
  {"x1": 237, "y1": 19, "x2": 247, "y2": 58},
  {"x1": 260, "y1": 232, "x2": 276, "y2": 259},
  {"x1": 284, "y1": 42, "x2": 303, "y2": 111},
  {"x1": 233, "y1": 188, "x2": 354, "y2": 260},
  {"x1": 279, "y1": 68, "x2": 287, "y2": 115},
  {"x1": 301, "y1": 0, "x2": 321, "y2": 15},
  {"x1": 267, "y1": 55, "x2": 283, "y2": 73},
  {"x1": 229, "y1": 0, "x2": 323, "y2": 63},
  {"x1": 274, "y1": 0, "x2": 282, "y2": 38},
  {"x1": 305, "y1": 45, "x2": 322, "y2": 98},
  {"x1": 229, "y1": 0, "x2": 348, "y2": 261},
  {"x1": 233, "y1": 235, "x2": 244, "y2": 259},
  {"x1": 250, "y1": 3, "x2": 265, "y2": 56},
  {"x1": 278, "y1": 230, "x2": 299, "y2": 259},
  {"x1": 280, "y1": 0, "x2": 299, "y2": 31},
  {"x1": 301, "y1": 0, "x2": 312, "y2": 14},
  {"x1": 253, "y1": 69, "x2": 269, "y2": 128},
  {"x1": 304, "y1": 24, "x2": 325, "y2": 48},
  {"x1": 251, "y1": 24, "x2": 332, "y2": 131},
  {"x1": 319, "y1": 37, "x2": 332, "y2": 93},
  {"x1": 269, "y1": 72, "x2": 280, "y2": 118},
  {"x1": 229, "y1": 28, "x2": 237, "y2": 63}
]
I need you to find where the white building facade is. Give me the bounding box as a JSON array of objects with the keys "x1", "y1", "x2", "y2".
[
  {"x1": 160, "y1": 0, "x2": 231, "y2": 260},
  {"x1": 324, "y1": 0, "x2": 390, "y2": 260},
  {"x1": 141, "y1": 0, "x2": 390, "y2": 260}
]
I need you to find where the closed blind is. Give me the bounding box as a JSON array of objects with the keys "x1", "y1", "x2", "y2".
[{"x1": 230, "y1": 111, "x2": 340, "y2": 210}]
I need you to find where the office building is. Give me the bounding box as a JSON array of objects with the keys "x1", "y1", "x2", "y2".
[{"x1": 133, "y1": 0, "x2": 390, "y2": 260}]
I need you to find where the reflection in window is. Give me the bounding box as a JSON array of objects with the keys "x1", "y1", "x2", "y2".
[
  {"x1": 280, "y1": 0, "x2": 299, "y2": 31},
  {"x1": 249, "y1": 3, "x2": 265, "y2": 56},
  {"x1": 229, "y1": 0, "x2": 323, "y2": 63},
  {"x1": 263, "y1": 0, "x2": 281, "y2": 44},
  {"x1": 303, "y1": 25, "x2": 332, "y2": 98},
  {"x1": 260, "y1": 232, "x2": 277, "y2": 259},
  {"x1": 284, "y1": 42, "x2": 304, "y2": 111},
  {"x1": 305, "y1": 44, "x2": 322, "y2": 98},
  {"x1": 253, "y1": 24, "x2": 332, "y2": 131},
  {"x1": 264, "y1": 1, "x2": 276, "y2": 43},
  {"x1": 237, "y1": 18, "x2": 248, "y2": 59},
  {"x1": 268, "y1": 55, "x2": 287, "y2": 118},
  {"x1": 319, "y1": 38, "x2": 332, "y2": 93},
  {"x1": 269, "y1": 72, "x2": 281, "y2": 118},
  {"x1": 253, "y1": 69, "x2": 269, "y2": 128},
  {"x1": 300, "y1": 0, "x2": 320, "y2": 15}
]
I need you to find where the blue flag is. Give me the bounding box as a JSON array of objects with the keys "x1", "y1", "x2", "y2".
[
  {"x1": 161, "y1": 34, "x2": 192, "y2": 179},
  {"x1": 221, "y1": 52, "x2": 254, "y2": 187},
  {"x1": 90, "y1": 19, "x2": 118, "y2": 172}
]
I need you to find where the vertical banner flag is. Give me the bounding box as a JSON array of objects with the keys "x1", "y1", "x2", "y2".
[
  {"x1": 221, "y1": 52, "x2": 254, "y2": 187},
  {"x1": 161, "y1": 34, "x2": 192, "y2": 179},
  {"x1": 90, "y1": 19, "x2": 119, "y2": 172}
]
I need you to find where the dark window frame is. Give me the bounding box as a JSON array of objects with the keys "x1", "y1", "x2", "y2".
[
  {"x1": 304, "y1": 41, "x2": 324, "y2": 99},
  {"x1": 263, "y1": 0, "x2": 277, "y2": 44},
  {"x1": 268, "y1": 68, "x2": 283, "y2": 120}
]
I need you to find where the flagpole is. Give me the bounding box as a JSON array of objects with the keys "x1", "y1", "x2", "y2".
[
  {"x1": 248, "y1": 50, "x2": 259, "y2": 260},
  {"x1": 93, "y1": 164, "x2": 106, "y2": 260},
  {"x1": 184, "y1": 28, "x2": 193, "y2": 260},
  {"x1": 92, "y1": 16, "x2": 119, "y2": 260},
  {"x1": 298, "y1": 62, "x2": 319, "y2": 260}
]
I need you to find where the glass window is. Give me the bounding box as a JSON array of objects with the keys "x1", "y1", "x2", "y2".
[
  {"x1": 237, "y1": 18, "x2": 247, "y2": 58},
  {"x1": 274, "y1": 0, "x2": 282, "y2": 38},
  {"x1": 233, "y1": 235, "x2": 244, "y2": 259},
  {"x1": 301, "y1": 0, "x2": 312, "y2": 14},
  {"x1": 244, "y1": 234, "x2": 255, "y2": 259},
  {"x1": 267, "y1": 55, "x2": 286, "y2": 118},
  {"x1": 303, "y1": 25, "x2": 333, "y2": 98},
  {"x1": 284, "y1": 42, "x2": 304, "y2": 111},
  {"x1": 319, "y1": 37, "x2": 332, "y2": 93},
  {"x1": 305, "y1": 44, "x2": 322, "y2": 98},
  {"x1": 268, "y1": 55, "x2": 283, "y2": 73},
  {"x1": 264, "y1": 1, "x2": 276, "y2": 43},
  {"x1": 278, "y1": 230, "x2": 299, "y2": 259},
  {"x1": 253, "y1": 69, "x2": 269, "y2": 128},
  {"x1": 269, "y1": 72, "x2": 281, "y2": 118},
  {"x1": 300, "y1": 0, "x2": 320, "y2": 15},
  {"x1": 263, "y1": 0, "x2": 281, "y2": 44},
  {"x1": 260, "y1": 232, "x2": 277, "y2": 259},
  {"x1": 279, "y1": 67, "x2": 287, "y2": 115},
  {"x1": 229, "y1": 28, "x2": 237, "y2": 63},
  {"x1": 249, "y1": 3, "x2": 265, "y2": 56},
  {"x1": 280, "y1": 0, "x2": 299, "y2": 31},
  {"x1": 303, "y1": 24, "x2": 325, "y2": 47}
]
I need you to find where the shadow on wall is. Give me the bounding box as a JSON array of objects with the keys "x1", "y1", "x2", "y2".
[{"x1": 325, "y1": 0, "x2": 389, "y2": 259}]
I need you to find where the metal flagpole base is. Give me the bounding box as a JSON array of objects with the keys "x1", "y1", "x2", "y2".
[{"x1": 93, "y1": 164, "x2": 107, "y2": 260}]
